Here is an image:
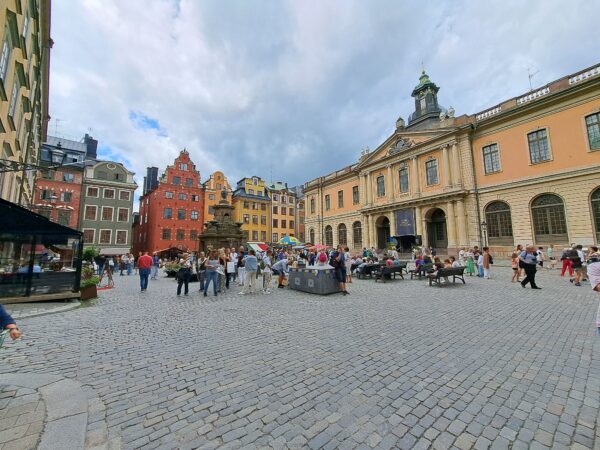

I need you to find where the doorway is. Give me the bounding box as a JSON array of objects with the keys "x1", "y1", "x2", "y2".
[
  {"x1": 376, "y1": 216, "x2": 390, "y2": 250},
  {"x1": 427, "y1": 208, "x2": 447, "y2": 251}
]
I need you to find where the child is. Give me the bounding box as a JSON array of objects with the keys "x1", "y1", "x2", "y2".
[
  {"x1": 477, "y1": 252, "x2": 484, "y2": 277},
  {"x1": 511, "y1": 252, "x2": 519, "y2": 283},
  {"x1": 466, "y1": 252, "x2": 475, "y2": 276}
]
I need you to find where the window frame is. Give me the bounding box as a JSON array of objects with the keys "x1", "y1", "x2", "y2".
[
  {"x1": 84, "y1": 205, "x2": 97, "y2": 221},
  {"x1": 119, "y1": 190, "x2": 131, "y2": 201},
  {"x1": 398, "y1": 167, "x2": 409, "y2": 193},
  {"x1": 482, "y1": 143, "x2": 502, "y2": 175},
  {"x1": 115, "y1": 230, "x2": 128, "y2": 245},
  {"x1": 527, "y1": 128, "x2": 552, "y2": 164},
  {"x1": 585, "y1": 112, "x2": 600, "y2": 151},
  {"x1": 99, "y1": 229, "x2": 112, "y2": 244},
  {"x1": 82, "y1": 228, "x2": 96, "y2": 244},
  {"x1": 376, "y1": 176, "x2": 385, "y2": 197},
  {"x1": 103, "y1": 188, "x2": 115, "y2": 199},
  {"x1": 162, "y1": 228, "x2": 171, "y2": 240},
  {"x1": 117, "y1": 208, "x2": 129, "y2": 222},
  {"x1": 325, "y1": 194, "x2": 330, "y2": 211},
  {"x1": 101, "y1": 206, "x2": 114, "y2": 221},
  {"x1": 338, "y1": 190, "x2": 344, "y2": 208},
  {"x1": 425, "y1": 159, "x2": 439, "y2": 186},
  {"x1": 163, "y1": 207, "x2": 173, "y2": 219},
  {"x1": 352, "y1": 186, "x2": 359, "y2": 204}
]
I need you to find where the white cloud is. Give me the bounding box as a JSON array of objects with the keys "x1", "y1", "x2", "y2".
[{"x1": 49, "y1": 0, "x2": 600, "y2": 196}]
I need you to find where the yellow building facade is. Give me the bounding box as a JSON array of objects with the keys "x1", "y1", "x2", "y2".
[
  {"x1": 266, "y1": 182, "x2": 297, "y2": 242},
  {"x1": 203, "y1": 170, "x2": 231, "y2": 222},
  {"x1": 304, "y1": 64, "x2": 600, "y2": 255},
  {"x1": 0, "y1": 0, "x2": 51, "y2": 205},
  {"x1": 232, "y1": 176, "x2": 271, "y2": 242}
]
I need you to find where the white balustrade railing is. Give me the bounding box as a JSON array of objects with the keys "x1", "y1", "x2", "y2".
[
  {"x1": 568, "y1": 65, "x2": 600, "y2": 85},
  {"x1": 517, "y1": 87, "x2": 550, "y2": 105},
  {"x1": 476, "y1": 107, "x2": 501, "y2": 121}
]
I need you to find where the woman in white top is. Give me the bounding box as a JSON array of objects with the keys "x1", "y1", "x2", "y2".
[{"x1": 344, "y1": 247, "x2": 353, "y2": 283}]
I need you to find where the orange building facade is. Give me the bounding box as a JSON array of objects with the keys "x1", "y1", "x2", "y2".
[
  {"x1": 203, "y1": 170, "x2": 232, "y2": 222},
  {"x1": 304, "y1": 64, "x2": 600, "y2": 255},
  {"x1": 267, "y1": 182, "x2": 297, "y2": 243}
]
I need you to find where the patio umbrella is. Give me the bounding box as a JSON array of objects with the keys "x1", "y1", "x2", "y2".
[{"x1": 278, "y1": 236, "x2": 300, "y2": 245}]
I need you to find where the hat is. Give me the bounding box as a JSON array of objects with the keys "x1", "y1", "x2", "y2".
[{"x1": 588, "y1": 262, "x2": 600, "y2": 292}]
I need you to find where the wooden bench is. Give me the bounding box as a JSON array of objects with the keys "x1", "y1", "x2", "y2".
[
  {"x1": 427, "y1": 267, "x2": 466, "y2": 286},
  {"x1": 409, "y1": 263, "x2": 434, "y2": 280},
  {"x1": 374, "y1": 264, "x2": 407, "y2": 283},
  {"x1": 356, "y1": 264, "x2": 379, "y2": 279}
]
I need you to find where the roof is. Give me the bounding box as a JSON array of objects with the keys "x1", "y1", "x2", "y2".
[
  {"x1": 45, "y1": 135, "x2": 87, "y2": 153},
  {"x1": 232, "y1": 189, "x2": 271, "y2": 201}
]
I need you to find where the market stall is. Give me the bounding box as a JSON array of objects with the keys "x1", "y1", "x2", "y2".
[{"x1": 288, "y1": 265, "x2": 341, "y2": 295}]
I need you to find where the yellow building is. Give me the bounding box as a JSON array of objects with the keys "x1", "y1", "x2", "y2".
[
  {"x1": 0, "y1": 0, "x2": 51, "y2": 205},
  {"x1": 304, "y1": 64, "x2": 600, "y2": 255},
  {"x1": 266, "y1": 181, "x2": 297, "y2": 243},
  {"x1": 232, "y1": 176, "x2": 271, "y2": 242},
  {"x1": 203, "y1": 170, "x2": 231, "y2": 222}
]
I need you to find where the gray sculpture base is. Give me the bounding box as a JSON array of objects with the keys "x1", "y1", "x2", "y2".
[{"x1": 288, "y1": 267, "x2": 341, "y2": 295}]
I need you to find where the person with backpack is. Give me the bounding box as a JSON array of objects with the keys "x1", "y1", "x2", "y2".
[
  {"x1": 330, "y1": 245, "x2": 349, "y2": 295},
  {"x1": 482, "y1": 247, "x2": 493, "y2": 279}
]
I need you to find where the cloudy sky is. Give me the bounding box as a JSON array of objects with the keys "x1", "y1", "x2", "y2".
[{"x1": 50, "y1": 0, "x2": 600, "y2": 192}]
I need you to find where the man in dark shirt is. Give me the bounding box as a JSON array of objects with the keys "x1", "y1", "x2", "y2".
[{"x1": 519, "y1": 245, "x2": 541, "y2": 289}]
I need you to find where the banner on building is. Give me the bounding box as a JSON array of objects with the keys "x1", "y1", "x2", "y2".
[{"x1": 395, "y1": 208, "x2": 416, "y2": 236}]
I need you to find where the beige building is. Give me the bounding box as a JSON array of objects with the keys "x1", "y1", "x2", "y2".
[
  {"x1": 305, "y1": 64, "x2": 600, "y2": 255},
  {"x1": 0, "y1": 0, "x2": 51, "y2": 206}
]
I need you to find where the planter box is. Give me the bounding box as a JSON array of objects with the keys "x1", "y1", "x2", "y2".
[{"x1": 80, "y1": 285, "x2": 98, "y2": 300}]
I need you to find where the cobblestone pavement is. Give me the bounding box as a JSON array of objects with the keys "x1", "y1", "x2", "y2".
[
  {"x1": 4, "y1": 300, "x2": 80, "y2": 320},
  {"x1": 1, "y1": 267, "x2": 599, "y2": 449},
  {"x1": 0, "y1": 385, "x2": 45, "y2": 449}
]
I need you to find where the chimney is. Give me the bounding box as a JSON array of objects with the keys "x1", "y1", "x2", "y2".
[{"x1": 84, "y1": 133, "x2": 98, "y2": 160}]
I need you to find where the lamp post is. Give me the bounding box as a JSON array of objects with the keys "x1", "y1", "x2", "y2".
[{"x1": 480, "y1": 220, "x2": 488, "y2": 247}]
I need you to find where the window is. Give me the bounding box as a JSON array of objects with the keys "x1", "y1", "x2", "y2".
[
  {"x1": 527, "y1": 129, "x2": 551, "y2": 164},
  {"x1": 208, "y1": 194, "x2": 215, "y2": 200},
  {"x1": 281, "y1": 220, "x2": 286, "y2": 228},
  {"x1": 208, "y1": 206, "x2": 215, "y2": 215},
  {"x1": 252, "y1": 215, "x2": 258, "y2": 225},
  {"x1": 191, "y1": 210, "x2": 199, "y2": 220},
  {"x1": 97, "y1": 171, "x2": 108, "y2": 180},
  {"x1": 273, "y1": 206, "x2": 278, "y2": 214},
  {"x1": 185, "y1": 178, "x2": 193, "y2": 187},
  {"x1": 260, "y1": 203, "x2": 266, "y2": 211},
  {"x1": 399, "y1": 167, "x2": 409, "y2": 193},
  {"x1": 273, "y1": 219, "x2": 278, "y2": 227},
  {"x1": 38, "y1": 209, "x2": 51, "y2": 219},
  {"x1": 163, "y1": 208, "x2": 172, "y2": 219},
  {"x1": 60, "y1": 192, "x2": 72, "y2": 202},
  {"x1": 586, "y1": 113, "x2": 600, "y2": 150},
  {"x1": 353, "y1": 221, "x2": 362, "y2": 246},
  {"x1": 338, "y1": 224, "x2": 347, "y2": 245},
  {"x1": 83, "y1": 229, "x2": 95, "y2": 244},
  {"x1": 252, "y1": 178, "x2": 258, "y2": 186},
  {"x1": 273, "y1": 195, "x2": 278, "y2": 201},
  {"x1": 190, "y1": 230, "x2": 198, "y2": 240},
  {"x1": 119, "y1": 191, "x2": 130, "y2": 201},
  {"x1": 325, "y1": 195, "x2": 330, "y2": 210},
  {"x1": 261, "y1": 215, "x2": 267, "y2": 225},
  {"x1": 310, "y1": 198, "x2": 315, "y2": 213},
  {"x1": 282, "y1": 206, "x2": 287, "y2": 215},
  {"x1": 376, "y1": 176, "x2": 385, "y2": 197},
  {"x1": 531, "y1": 194, "x2": 568, "y2": 243},
  {"x1": 289, "y1": 197, "x2": 294, "y2": 204},
  {"x1": 243, "y1": 214, "x2": 249, "y2": 223},
  {"x1": 40, "y1": 189, "x2": 53, "y2": 200},
  {"x1": 192, "y1": 195, "x2": 199, "y2": 202},
  {"x1": 104, "y1": 189, "x2": 115, "y2": 199},
  {"x1": 63, "y1": 173, "x2": 75, "y2": 183},
  {"x1": 114, "y1": 173, "x2": 122, "y2": 181},
  {"x1": 8, "y1": 80, "x2": 18, "y2": 118},
  {"x1": 249, "y1": 189, "x2": 254, "y2": 195},
  {"x1": 338, "y1": 190, "x2": 344, "y2": 208},
  {"x1": 592, "y1": 187, "x2": 600, "y2": 243},
  {"x1": 102, "y1": 207, "x2": 113, "y2": 221},
  {"x1": 87, "y1": 187, "x2": 98, "y2": 197},
  {"x1": 177, "y1": 209, "x2": 185, "y2": 220},
  {"x1": 116, "y1": 231, "x2": 127, "y2": 245},
  {"x1": 217, "y1": 183, "x2": 222, "y2": 189},
  {"x1": 425, "y1": 160, "x2": 438, "y2": 185},
  {"x1": 257, "y1": 191, "x2": 263, "y2": 196},
  {"x1": 482, "y1": 144, "x2": 501, "y2": 174},
  {"x1": 165, "y1": 191, "x2": 174, "y2": 199},
  {"x1": 0, "y1": 38, "x2": 9, "y2": 81},
  {"x1": 309, "y1": 229, "x2": 315, "y2": 244},
  {"x1": 289, "y1": 220, "x2": 295, "y2": 229},
  {"x1": 261, "y1": 231, "x2": 266, "y2": 241},
  {"x1": 252, "y1": 202, "x2": 258, "y2": 210},
  {"x1": 485, "y1": 201, "x2": 513, "y2": 244},
  {"x1": 84, "y1": 205, "x2": 97, "y2": 221},
  {"x1": 352, "y1": 186, "x2": 359, "y2": 204},
  {"x1": 118, "y1": 208, "x2": 129, "y2": 222},
  {"x1": 179, "y1": 163, "x2": 188, "y2": 171},
  {"x1": 324, "y1": 225, "x2": 333, "y2": 247},
  {"x1": 173, "y1": 176, "x2": 181, "y2": 186},
  {"x1": 42, "y1": 170, "x2": 54, "y2": 180},
  {"x1": 289, "y1": 208, "x2": 294, "y2": 216},
  {"x1": 282, "y1": 196, "x2": 287, "y2": 204},
  {"x1": 244, "y1": 201, "x2": 250, "y2": 209},
  {"x1": 178, "y1": 193, "x2": 186, "y2": 200},
  {"x1": 273, "y1": 233, "x2": 279, "y2": 242},
  {"x1": 252, "y1": 231, "x2": 258, "y2": 240},
  {"x1": 99, "y1": 230, "x2": 112, "y2": 244},
  {"x1": 57, "y1": 211, "x2": 71, "y2": 226},
  {"x1": 162, "y1": 228, "x2": 171, "y2": 240},
  {"x1": 176, "y1": 229, "x2": 185, "y2": 240}
]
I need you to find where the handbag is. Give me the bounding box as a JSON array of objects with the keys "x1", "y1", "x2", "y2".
[{"x1": 216, "y1": 266, "x2": 225, "y2": 276}]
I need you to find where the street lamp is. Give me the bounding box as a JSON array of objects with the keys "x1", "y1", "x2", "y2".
[{"x1": 480, "y1": 220, "x2": 488, "y2": 247}]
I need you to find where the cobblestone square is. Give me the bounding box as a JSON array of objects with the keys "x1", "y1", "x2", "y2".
[{"x1": 1, "y1": 267, "x2": 599, "y2": 449}]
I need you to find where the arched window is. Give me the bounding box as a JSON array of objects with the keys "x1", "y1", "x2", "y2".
[
  {"x1": 338, "y1": 224, "x2": 347, "y2": 245},
  {"x1": 324, "y1": 225, "x2": 333, "y2": 247},
  {"x1": 353, "y1": 221, "x2": 362, "y2": 246},
  {"x1": 531, "y1": 194, "x2": 568, "y2": 243},
  {"x1": 309, "y1": 228, "x2": 315, "y2": 244},
  {"x1": 485, "y1": 201, "x2": 513, "y2": 244},
  {"x1": 591, "y1": 187, "x2": 600, "y2": 243}
]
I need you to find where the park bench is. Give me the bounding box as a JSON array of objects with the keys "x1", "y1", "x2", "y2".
[
  {"x1": 427, "y1": 267, "x2": 466, "y2": 286},
  {"x1": 409, "y1": 263, "x2": 434, "y2": 280},
  {"x1": 356, "y1": 264, "x2": 379, "y2": 279},
  {"x1": 374, "y1": 263, "x2": 407, "y2": 283}
]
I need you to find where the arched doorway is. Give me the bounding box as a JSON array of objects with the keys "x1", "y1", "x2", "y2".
[
  {"x1": 324, "y1": 225, "x2": 333, "y2": 247},
  {"x1": 531, "y1": 194, "x2": 568, "y2": 244},
  {"x1": 376, "y1": 216, "x2": 390, "y2": 250},
  {"x1": 591, "y1": 187, "x2": 600, "y2": 243},
  {"x1": 309, "y1": 228, "x2": 315, "y2": 244},
  {"x1": 427, "y1": 208, "x2": 447, "y2": 251},
  {"x1": 338, "y1": 224, "x2": 347, "y2": 246}
]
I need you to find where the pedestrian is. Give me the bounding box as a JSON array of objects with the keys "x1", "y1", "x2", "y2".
[
  {"x1": 477, "y1": 251, "x2": 484, "y2": 277},
  {"x1": 519, "y1": 245, "x2": 541, "y2": 289},
  {"x1": 237, "y1": 246, "x2": 246, "y2": 286},
  {"x1": 537, "y1": 247, "x2": 545, "y2": 269},
  {"x1": 240, "y1": 250, "x2": 258, "y2": 295},
  {"x1": 587, "y1": 262, "x2": 600, "y2": 336},
  {"x1": 262, "y1": 250, "x2": 273, "y2": 294},
  {"x1": 272, "y1": 257, "x2": 290, "y2": 288},
  {"x1": 120, "y1": 254, "x2": 128, "y2": 276},
  {"x1": 482, "y1": 247, "x2": 492, "y2": 279},
  {"x1": 511, "y1": 252, "x2": 520, "y2": 283},
  {"x1": 177, "y1": 253, "x2": 192, "y2": 296},
  {"x1": 569, "y1": 248, "x2": 584, "y2": 287},
  {"x1": 203, "y1": 250, "x2": 219, "y2": 297},
  {"x1": 344, "y1": 246, "x2": 353, "y2": 284},
  {"x1": 137, "y1": 251, "x2": 153, "y2": 292},
  {"x1": 547, "y1": 244, "x2": 556, "y2": 270},
  {"x1": 1, "y1": 305, "x2": 22, "y2": 343},
  {"x1": 150, "y1": 252, "x2": 159, "y2": 279},
  {"x1": 108, "y1": 257, "x2": 115, "y2": 274},
  {"x1": 197, "y1": 252, "x2": 207, "y2": 291},
  {"x1": 560, "y1": 248, "x2": 573, "y2": 277},
  {"x1": 466, "y1": 250, "x2": 475, "y2": 276},
  {"x1": 331, "y1": 245, "x2": 349, "y2": 295},
  {"x1": 230, "y1": 247, "x2": 238, "y2": 282}
]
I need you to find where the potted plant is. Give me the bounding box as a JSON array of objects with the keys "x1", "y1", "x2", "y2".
[
  {"x1": 80, "y1": 266, "x2": 100, "y2": 300},
  {"x1": 163, "y1": 262, "x2": 181, "y2": 278}
]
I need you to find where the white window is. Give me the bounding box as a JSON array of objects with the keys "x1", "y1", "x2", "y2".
[
  {"x1": 87, "y1": 187, "x2": 99, "y2": 197},
  {"x1": 84, "y1": 205, "x2": 97, "y2": 221},
  {"x1": 82, "y1": 229, "x2": 95, "y2": 244},
  {"x1": 482, "y1": 144, "x2": 501, "y2": 174},
  {"x1": 0, "y1": 38, "x2": 10, "y2": 82},
  {"x1": 190, "y1": 211, "x2": 199, "y2": 220},
  {"x1": 8, "y1": 80, "x2": 18, "y2": 118},
  {"x1": 119, "y1": 191, "x2": 130, "y2": 201},
  {"x1": 179, "y1": 163, "x2": 188, "y2": 171},
  {"x1": 22, "y1": 16, "x2": 30, "y2": 39},
  {"x1": 117, "y1": 208, "x2": 129, "y2": 222},
  {"x1": 99, "y1": 229, "x2": 112, "y2": 244},
  {"x1": 101, "y1": 207, "x2": 114, "y2": 221},
  {"x1": 116, "y1": 230, "x2": 128, "y2": 245},
  {"x1": 104, "y1": 189, "x2": 115, "y2": 199}
]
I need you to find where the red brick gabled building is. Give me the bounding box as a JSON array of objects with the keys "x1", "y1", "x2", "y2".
[{"x1": 134, "y1": 150, "x2": 205, "y2": 255}]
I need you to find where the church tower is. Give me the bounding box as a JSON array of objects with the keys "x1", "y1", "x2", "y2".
[{"x1": 407, "y1": 70, "x2": 443, "y2": 129}]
